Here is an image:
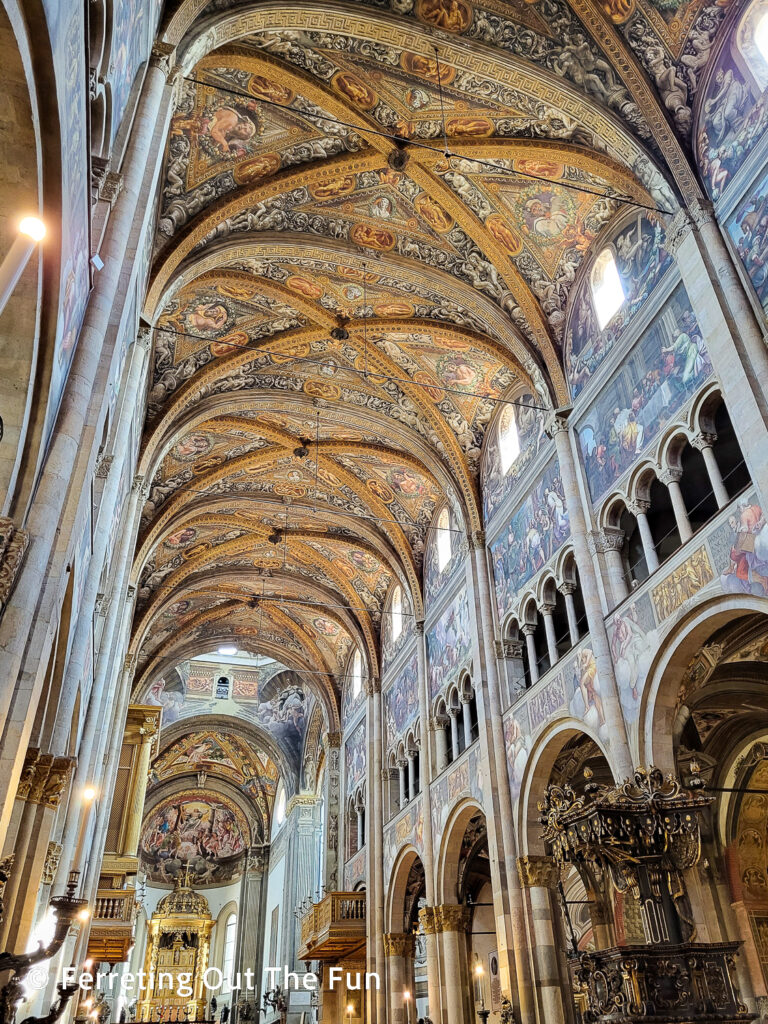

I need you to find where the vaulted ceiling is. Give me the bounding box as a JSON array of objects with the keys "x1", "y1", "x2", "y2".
[{"x1": 130, "y1": 0, "x2": 728, "y2": 729}]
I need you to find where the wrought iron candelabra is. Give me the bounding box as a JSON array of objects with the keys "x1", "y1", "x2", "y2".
[{"x1": 0, "y1": 870, "x2": 88, "y2": 1024}]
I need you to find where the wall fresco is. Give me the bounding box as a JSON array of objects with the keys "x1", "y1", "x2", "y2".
[
  {"x1": 565, "y1": 213, "x2": 672, "y2": 398},
  {"x1": 578, "y1": 283, "x2": 712, "y2": 503},
  {"x1": 426, "y1": 588, "x2": 472, "y2": 700},
  {"x1": 345, "y1": 718, "x2": 367, "y2": 791},
  {"x1": 726, "y1": 164, "x2": 768, "y2": 316},
  {"x1": 429, "y1": 745, "x2": 484, "y2": 838},
  {"x1": 109, "y1": 0, "x2": 162, "y2": 143},
  {"x1": 490, "y1": 459, "x2": 569, "y2": 622},
  {"x1": 697, "y1": 45, "x2": 768, "y2": 202},
  {"x1": 383, "y1": 798, "x2": 424, "y2": 884},
  {"x1": 345, "y1": 847, "x2": 367, "y2": 888},
  {"x1": 384, "y1": 653, "x2": 419, "y2": 751}
]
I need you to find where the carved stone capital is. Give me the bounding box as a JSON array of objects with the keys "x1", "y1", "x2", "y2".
[
  {"x1": 149, "y1": 41, "x2": 176, "y2": 79},
  {"x1": 383, "y1": 932, "x2": 414, "y2": 957},
  {"x1": 602, "y1": 526, "x2": 625, "y2": 551},
  {"x1": 415, "y1": 620, "x2": 425, "y2": 637},
  {"x1": 418, "y1": 905, "x2": 437, "y2": 934},
  {"x1": 521, "y1": 623, "x2": 537, "y2": 637},
  {"x1": 136, "y1": 325, "x2": 153, "y2": 350},
  {"x1": 546, "y1": 412, "x2": 571, "y2": 437},
  {"x1": 691, "y1": 431, "x2": 717, "y2": 451},
  {"x1": 540, "y1": 601, "x2": 555, "y2": 616},
  {"x1": 430, "y1": 714, "x2": 447, "y2": 731},
  {"x1": 365, "y1": 676, "x2": 380, "y2": 697},
  {"x1": 17, "y1": 750, "x2": 76, "y2": 808},
  {"x1": 558, "y1": 582, "x2": 576, "y2": 596},
  {"x1": 658, "y1": 467, "x2": 683, "y2": 486},
  {"x1": 664, "y1": 209, "x2": 695, "y2": 257},
  {"x1": 470, "y1": 530, "x2": 485, "y2": 550},
  {"x1": 0, "y1": 517, "x2": 29, "y2": 611},
  {"x1": 95, "y1": 453, "x2": 114, "y2": 479},
  {"x1": 98, "y1": 171, "x2": 123, "y2": 207},
  {"x1": 247, "y1": 846, "x2": 268, "y2": 874},
  {"x1": 325, "y1": 731, "x2": 342, "y2": 750},
  {"x1": 627, "y1": 499, "x2": 651, "y2": 517},
  {"x1": 435, "y1": 903, "x2": 470, "y2": 933},
  {"x1": 587, "y1": 529, "x2": 607, "y2": 555},
  {"x1": 42, "y1": 842, "x2": 62, "y2": 885},
  {"x1": 687, "y1": 196, "x2": 715, "y2": 229},
  {"x1": 517, "y1": 855, "x2": 560, "y2": 889}
]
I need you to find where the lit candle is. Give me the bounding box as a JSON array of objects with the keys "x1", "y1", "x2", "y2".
[{"x1": 0, "y1": 216, "x2": 46, "y2": 315}]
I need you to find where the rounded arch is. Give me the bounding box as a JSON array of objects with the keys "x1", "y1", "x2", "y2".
[
  {"x1": 386, "y1": 845, "x2": 425, "y2": 934},
  {"x1": 639, "y1": 594, "x2": 768, "y2": 775},
  {"x1": 436, "y1": 797, "x2": 485, "y2": 905},
  {"x1": 516, "y1": 718, "x2": 617, "y2": 857}
]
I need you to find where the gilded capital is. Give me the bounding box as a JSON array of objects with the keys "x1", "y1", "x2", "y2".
[
  {"x1": 418, "y1": 905, "x2": 437, "y2": 934},
  {"x1": 383, "y1": 932, "x2": 414, "y2": 957},
  {"x1": 435, "y1": 903, "x2": 470, "y2": 932},
  {"x1": 517, "y1": 855, "x2": 560, "y2": 890}
]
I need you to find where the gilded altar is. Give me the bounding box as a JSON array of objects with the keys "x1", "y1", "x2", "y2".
[{"x1": 136, "y1": 883, "x2": 214, "y2": 1022}]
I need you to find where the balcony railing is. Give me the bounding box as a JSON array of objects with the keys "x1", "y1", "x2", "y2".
[
  {"x1": 297, "y1": 891, "x2": 366, "y2": 962},
  {"x1": 93, "y1": 889, "x2": 137, "y2": 923}
]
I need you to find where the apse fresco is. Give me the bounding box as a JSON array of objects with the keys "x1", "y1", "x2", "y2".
[
  {"x1": 726, "y1": 165, "x2": 768, "y2": 315},
  {"x1": 697, "y1": 47, "x2": 768, "y2": 202},
  {"x1": 490, "y1": 460, "x2": 569, "y2": 622},
  {"x1": 482, "y1": 395, "x2": 548, "y2": 523},
  {"x1": 426, "y1": 588, "x2": 472, "y2": 699},
  {"x1": 149, "y1": 731, "x2": 278, "y2": 796},
  {"x1": 565, "y1": 213, "x2": 672, "y2": 398},
  {"x1": 345, "y1": 719, "x2": 367, "y2": 790},
  {"x1": 578, "y1": 283, "x2": 712, "y2": 503},
  {"x1": 383, "y1": 653, "x2": 419, "y2": 750},
  {"x1": 140, "y1": 792, "x2": 249, "y2": 885}
]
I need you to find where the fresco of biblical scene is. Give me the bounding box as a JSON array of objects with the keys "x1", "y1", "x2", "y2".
[
  {"x1": 726, "y1": 164, "x2": 768, "y2": 315},
  {"x1": 697, "y1": 28, "x2": 768, "y2": 202},
  {"x1": 490, "y1": 460, "x2": 570, "y2": 622},
  {"x1": 424, "y1": 504, "x2": 466, "y2": 607},
  {"x1": 345, "y1": 719, "x2": 367, "y2": 790},
  {"x1": 565, "y1": 213, "x2": 672, "y2": 397},
  {"x1": 609, "y1": 592, "x2": 658, "y2": 722},
  {"x1": 712, "y1": 496, "x2": 768, "y2": 597},
  {"x1": 384, "y1": 654, "x2": 419, "y2": 750},
  {"x1": 482, "y1": 395, "x2": 548, "y2": 523},
  {"x1": 426, "y1": 587, "x2": 472, "y2": 700},
  {"x1": 149, "y1": 731, "x2": 278, "y2": 795},
  {"x1": 504, "y1": 711, "x2": 531, "y2": 801},
  {"x1": 108, "y1": 0, "x2": 161, "y2": 144},
  {"x1": 578, "y1": 283, "x2": 712, "y2": 503},
  {"x1": 140, "y1": 792, "x2": 249, "y2": 885}
]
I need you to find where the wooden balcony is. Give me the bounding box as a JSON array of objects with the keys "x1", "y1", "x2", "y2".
[
  {"x1": 297, "y1": 891, "x2": 366, "y2": 962},
  {"x1": 86, "y1": 888, "x2": 138, "y2": 966}
]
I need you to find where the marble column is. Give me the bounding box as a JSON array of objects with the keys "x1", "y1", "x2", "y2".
[
  {"x1": 469, "y1": 534, "x2": 535, "y2": 1024},
  {"x1": 234, "y1": 847, "x2": 269, "y2": 1018},
  {"x1": 433, "y1": 716, "x2": 448, "y2": 773},
  {"x1": 414, "y1": 623, "x2": 441, "y2": 1023},
  {"x1": 460, "y1": 697, "x2": 473, "y2": 749},
  {"x1": 518, "y1": 857, "x2": 568, "y2": 1024},
  {"x1": 0, "y1": 43, "x2": 177, "y2": 842},
  {"x1": 398, "y1": 761, "x2": 408, "y2": 808},
  {"x1": 540, "y1": 603, "x2": 559, "y2": 666},
  {"x1": 692, "y1": 432, "x2": 729, "y2": 508},
  {"x1": 666, "y1": 203, "x2": 768, "y2": 501},
  {"x1": 550, "y1": 414, "x2": 633, "y2": 778},
  {"x1": 659, "y1": 468, "x2": 693, "y2": 543},
  {"x1": 367, "y1": 676, "x2": 386, "y2": 1024},
  {"x1": 448, "y1": 709, "x2": 460, "y2": 761},
  {"x1": 436, "y1": 905, "x2": 471, "y2": 1024},
  {"x1": 600, "y1": 527, "x2": 630, "y2": 604},
  {"x1": 522, "y1": 624, "x2": 539, "y2": 684},
  {"x1": 407, "y1": 752, "x2": 416, "y2": 801},
  {"x1": 628, "y1": 499, "x2": 660, "y2": 574},
  {"x1": 384, "y1": 933, "x2": 413, "y2": 1024},
  {"x1": 559, "y1": 584, "x2": 580, "y2": 645}
]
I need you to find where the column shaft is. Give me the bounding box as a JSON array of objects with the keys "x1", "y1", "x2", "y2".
[
  {"x1": 541, "y1": 607, "x2": 559, "y2": 667},
  {"x1": 635, "y1": 509, "x2": 660, "y2": 573}
]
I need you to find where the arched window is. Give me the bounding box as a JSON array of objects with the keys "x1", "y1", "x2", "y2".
[
  {"x1": 391, "y1": 586, "x2": 403, "y2": 640},
  {"x1": 222, "y1": 913, "x2": 237, "y2": 992},
  {"x1": 352, "y1": 648, "x2": 363, "y2": 697},
  {"x1": 436, "y1": 508, "x2": 452, "y2": 571},
  {"x1": 591, "y1": 248, "x2": 625, "y2": 329},
  {"x1": 756, "y1": 9, "x2": 768, "y2": 63},
  {"x1": 275, "y1": 785, "x2": 286, "y2": 827},
  {"x1": 498, "y1": 405, "x2": 520, "y2": 473}
]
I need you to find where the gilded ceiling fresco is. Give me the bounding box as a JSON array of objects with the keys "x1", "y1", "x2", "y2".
[{"x1": 129, "y1": 0, "x2": 731, "y2": 749}]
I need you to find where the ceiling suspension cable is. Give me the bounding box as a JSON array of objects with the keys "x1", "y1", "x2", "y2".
[{"x1": 183, "y1": 73, "x2": 673, "y2": 215}]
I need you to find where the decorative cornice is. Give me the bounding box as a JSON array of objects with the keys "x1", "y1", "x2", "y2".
[{"x1": 517, "y1": 855, "x2": 560, "y2": 890}]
